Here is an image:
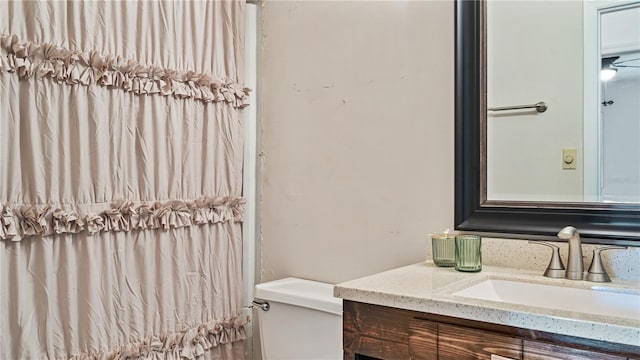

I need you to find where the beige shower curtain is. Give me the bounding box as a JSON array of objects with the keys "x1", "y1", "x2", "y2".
[{"x1": 0, "y1": 1, "x2": 249, "y2": 359}]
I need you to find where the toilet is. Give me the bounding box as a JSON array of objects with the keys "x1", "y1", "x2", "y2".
[{"x1": 253, "y1": 277, "x2": 343, "y2": 360}]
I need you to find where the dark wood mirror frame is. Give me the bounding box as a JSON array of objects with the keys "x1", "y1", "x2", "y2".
[{"x1": 454, "y1": 0, "x2": 640, "y2": 245}]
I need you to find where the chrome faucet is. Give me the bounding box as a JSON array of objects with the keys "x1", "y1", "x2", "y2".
[{"x1": 557, "y1": 226, "x2": 583, "y2": 280}]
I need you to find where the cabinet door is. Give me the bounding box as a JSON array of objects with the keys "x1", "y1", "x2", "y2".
[
  {"x1": 523, "y1": 340, "x2": 627, "y2": 360},
  {"x1": 438, "y1": 323, "x2": 522, "y2": 360},
  {"x1": 343, "y1": 301, "x2": 411, "y2": 359},
  {"x1": 408, "y1": 318, "x2": 438, "y2": 360}
]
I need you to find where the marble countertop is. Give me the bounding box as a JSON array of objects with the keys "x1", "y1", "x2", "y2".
[{"x1": 334, "y1": 262, "x2": 640, "y2": 347}]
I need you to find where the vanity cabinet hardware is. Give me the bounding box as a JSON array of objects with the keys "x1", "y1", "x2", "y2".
[
  {"x1": 346, "y1": 336, "x2": 408, "y2": 359},
  {"x1": 528, "y1": 241, "x2": 565, "y2": 278},
  {"x1": 488, "y1": 101, "x2": 547, "y2": 113},
  {"x1": 587, "y1": 245, "x2": 628, "y2": 282},
  {"x1": 491, "y1": 355, "x2": 517, "y2": 360}
]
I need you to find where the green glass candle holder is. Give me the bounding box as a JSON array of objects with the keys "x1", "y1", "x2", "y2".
[
  {"x1": 431, "y1": 233, "x2": 456, "y2": 267},
  {"x1": 455, "y1": 235, "x2": 482, "y2": 272}
]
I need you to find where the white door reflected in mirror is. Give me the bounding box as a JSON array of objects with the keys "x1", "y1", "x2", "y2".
[{"x1": 486, "y1": 0, "x2": 640, "y2": 204}]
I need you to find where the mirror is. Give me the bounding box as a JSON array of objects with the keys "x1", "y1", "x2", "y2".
[
  {"x1": 486, "y1": 0, "x2": 640, "y2": 204},
  {"x1": 454, "y1": 0, "x2": 640, "y2": 244}
]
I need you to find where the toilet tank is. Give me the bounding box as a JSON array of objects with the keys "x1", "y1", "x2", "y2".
[{"x1": 254, "y1": 277, "x2": 343, "y2": 360}]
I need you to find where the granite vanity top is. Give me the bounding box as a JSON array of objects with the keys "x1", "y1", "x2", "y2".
[{"x1": 334, "y1": 262, "x2": 640, "y2": 347}]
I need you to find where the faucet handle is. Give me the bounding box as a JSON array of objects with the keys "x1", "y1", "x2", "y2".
[
  {"x1": 528, "y1": 241, "x2": 565, "y2": 278},
  {"x1": 587, "y1": 245, "x2": 627, "y2": 282}
]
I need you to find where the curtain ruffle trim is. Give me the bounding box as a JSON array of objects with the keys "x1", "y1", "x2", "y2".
[
  {"x1": 0, "y1": 33, "x2": 250, "y2": 108},
  {"x1": 0, "y1": 196, "x2": 245, "y2": 241},
  {"x1": 69, "y1": 316, "x2": 248, "y2": 360}
]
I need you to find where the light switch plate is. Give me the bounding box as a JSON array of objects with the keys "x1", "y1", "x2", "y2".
[{"x1": 562, "y1": 148, "x2": 577, "y2": 170}]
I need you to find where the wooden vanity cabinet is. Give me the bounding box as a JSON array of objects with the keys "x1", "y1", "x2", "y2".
[
  {"x1": 343, "y1": 300, "x2": 639, "y2": 360},
  {"x1": 522, "y1": 340, "x2": 626, "y2": 360}
]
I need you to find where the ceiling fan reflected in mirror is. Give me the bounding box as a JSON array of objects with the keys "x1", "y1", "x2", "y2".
[{"x1": 601, "y1": 55, "x2": 640, "y2": 81}]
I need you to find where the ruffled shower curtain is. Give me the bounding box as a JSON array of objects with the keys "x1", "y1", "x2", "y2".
[{"x1": 0, "y1": 1, "x2": 249, "y2": 359}]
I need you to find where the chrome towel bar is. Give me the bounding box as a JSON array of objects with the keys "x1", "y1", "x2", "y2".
[{"x1": 488, "y1": 101, "x2": 547, "y2": 113}]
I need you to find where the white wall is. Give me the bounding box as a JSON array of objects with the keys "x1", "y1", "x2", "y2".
[
  {"x1": 258, "y1": 0, "x2": 454, "y2": 285},
  {"x1": 601, "y1": 75, "x2": 640, "y2": 202},
  {"x1": 487, "y1": 1, "x2": 584, "y2": 202}
]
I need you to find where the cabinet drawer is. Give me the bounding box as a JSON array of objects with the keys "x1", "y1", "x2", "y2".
[
  {"x1": 343, "y1": 301, "x2": 414, "y2": 344},
  {"x1": 438, "y1": 323, "x2": 522, "y2": 360},
  {"x1": 523, "y1": 340, "x2": 627, "y2": 360},
  {"x1": 343, "y1": 301, "x2": 415, "y2": 359}
]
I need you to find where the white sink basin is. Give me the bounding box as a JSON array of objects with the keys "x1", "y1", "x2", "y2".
[{"x1": 452, "y1": 279, "x2": 640, "y2": 320}]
